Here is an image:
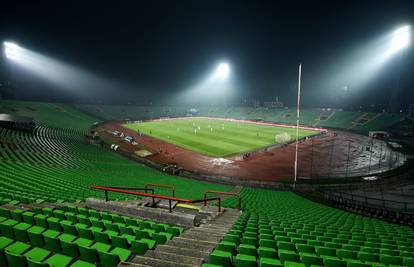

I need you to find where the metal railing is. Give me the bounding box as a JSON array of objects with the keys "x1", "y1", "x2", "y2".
[
  {"x1": 91, "y1": 185, "x2": 223, "y2": 212},
  {"x1": 204, "y1": 190, "x2": 241, "y2": 210},
  {"x1": 145, "y1": 183, "x2": 176, "y2": 197}
]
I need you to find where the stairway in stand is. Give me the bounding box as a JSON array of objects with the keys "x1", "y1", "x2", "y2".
[{"x1": 120, "y1": 208, "x2": 240, "y2": 267}]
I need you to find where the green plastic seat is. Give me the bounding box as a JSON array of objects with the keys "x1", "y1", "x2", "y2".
[
  {"x1": 42, "y1": 207, "x2": 54, "y2": 216},
  {"x1": 217, "y1": 241, "x2": 237, "y2": 254},
  {"x1": 5, "y1": 241, "x2": 31, "y2": 256},
  {"x1": 25, "y1": 247, "x2": 52, "y2": 263},
  {"x1": 53, "y1": 210, "x2": 66, "y2": 220},
  {"x1": 380, "y1": 255, "x2": 403, "y2": 266},
  {"x1": 43, "y1": 229, "x2": 62, "y2": 252},
  {"x1": 358, "y1": 252, "x2": 379, "y2": 263},
  {"x1": 22, "y1": 211, "x2": 36, "y2": 225},
  {"x1": 279, "y1": 251, "x2": 300, "y2": 263},
  {"x1": 297, "y1": 244, "x2": 316, "y2": 255},
  {"x1": 0, "y1": 207, "x2": 11, "y2": 218},
  {"x1": 347, "y1": 261, "x2": 371, "y2": 267},
  {"x1": 317, "y1": 247, "x2": 336, "y2": 257},
  {"x1": 239, "y1": 244, "x2": 257, "y2": 257},
  {"x1": 131, "y1": 240, "x2": 149, "y2": 255},
  {"x1": 259, "y1": 239, "x2": 276, "y2": 248},
  {"x1": 10, "y1": 209, "x2": 24, "y2": 221},
  {"x1": 0, "y1": 236, "x2": 14, "y2": 266},
  {"x1": 167, "y1": 226, "x2": 184, "y2": 236},
  {"x1": 89, "y1": 217, "x2": 104, "y2": 229},
  {"x1": 5, "y1": 251, "x2": 26, "y2": 267},
  {"x1": 134, "y1": 229, "x2": 150, "y2": 239},
  {"x1": 27, "y1": 258, "x2": 50, "y2": 267},
  {"x1": 258, "y1": 247, "x2": 277, "y2": 259},
  {"x1": 76, "y1": 224, "x2": 94, "y2": 240},
  {"x1": 61, "y1": 239, "x2": 80, "y2": 257},
  {"x1": 74, "y1": 238, "x2": 94, "y2": 248},
  {"x1": 47, "y1": 217, "x2": 62, "y2": 231},
  {"x1": 78, "y1": 246, "x2": 98, "y2": 264},
  {"x1": 223, "y1": 234, "x2": 240, "y2": 245},
  {"x1": 284, "y1": 261, "x2": 305, "y2": 267},
  {"x1": 112, "y1": 235, "x2": 129, "y2": 248},
  {"x1": 301, "y1": 255, "x2": 323, "y2": 267},
  {"x1": 323, "y1": 257, "x2": 347, "y2": 267},
  {"x1": 336, "y1": 250, "x2": 357, "y2": 260},
  {"x1": 235, "y1": 253, "x2": 257, "y2": 267},
  {"x1": 13, "y1": 222, "x2": 32, "y2": 242},
  {"x1": 110, "y1": 247, "x2": 132, "y2": 261},
  {"x1": 69, "y1": 259, "x2": 96, "y2": 267},
  {"x1": 141, "y1": 238, "x2": 156, "y2": 250},
  {"x1": 260, "y1": 257, "x2": 283, "y2": 267},
  {"x1": 209, "y1": 250, "x2": 233, "y2": 267},
  {"x1": 93, "y1": 231, "x2": 111, "y2": 244},
  {"x1": 45, "y1": 253, "x2": 73, "y2": 267},
  {"x1": 0, "y1": 219, "x2": 19, "y2": 238},
  {"x1": 34, "y1": 214, "x2": 48, "y2": 228},
  {"x1": 91, "y1": 242, "x2": 111, "y2": 253},
  {"x1": 278, "y1": 242, "x2": 296, "y2": 252},
  {"x1": 27, "y1": 225, "x2": 46, "y2": 247}
]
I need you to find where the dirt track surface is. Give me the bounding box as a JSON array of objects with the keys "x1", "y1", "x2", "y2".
[{"x1": 99, "y1": 120, "x2": 405, "y2": 182}]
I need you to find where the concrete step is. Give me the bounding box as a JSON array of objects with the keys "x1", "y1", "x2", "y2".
[
  {"x1": 156, "y1": 244, "x2": 211, "y2": 259},
  {"x1": 180, "y1": 232, "x2": 223, "y2": 242},
  {"x1": 145, "y1": 250, "x2": 204, "y2": 266},
  {"x1": 167, "y1": 237, "x2": 217, "y2": 250},
  {"x1": 118, "y1": 262, "x2": 152, "y2": 267},
  {"x1": 197, "y1": 225, "x2": 230, "y2": 232},
  {"x1": 129, "y1": 255, "x2": 195, "y2": 267},
  {"x1": 185, "y1": 228, "x2": 227, "y2": 236}
]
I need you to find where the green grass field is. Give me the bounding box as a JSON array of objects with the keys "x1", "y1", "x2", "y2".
[{"x1": 123, "y1": 118, "x2": 319, "y2": 157}]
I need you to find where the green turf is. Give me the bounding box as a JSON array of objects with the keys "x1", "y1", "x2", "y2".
[{"x1": 123, "y1": 118, "x2": 319, "y2": 157}]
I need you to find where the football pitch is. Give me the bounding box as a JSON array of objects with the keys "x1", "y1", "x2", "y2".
[{"x1": 123, "y1": 118, "x2": 319, "y2": 157}]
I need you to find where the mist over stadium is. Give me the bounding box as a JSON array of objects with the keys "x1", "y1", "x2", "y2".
[{"x1": 0, "y1": 1, "x2": 414, "y2": 267}]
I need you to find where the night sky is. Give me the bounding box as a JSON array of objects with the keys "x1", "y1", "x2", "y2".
[{"x1": 0, "y1": 0, "x2": 413, "y2": 109}]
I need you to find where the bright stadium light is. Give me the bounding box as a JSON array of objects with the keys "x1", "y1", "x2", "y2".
[
  {"x1": 213, "y1": 62, "x2": 230, "y2": 79},
  {"x1": 3, "y1": 41, "x2": 21, "y2": 60},
  {"x1": 2, "y1": 41, "x2": 130, "y2": 98},
  {"x1": 390, "y1": 25, "x2": 410, "y2": 52}
]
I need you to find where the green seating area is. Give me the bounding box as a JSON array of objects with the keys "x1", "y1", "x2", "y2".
[
  {"x1": 0, "y1": 101, "x2": 231, "y2": 204},
  {"x1": 0, "y1": 205, "x2": 184, "y2": 267},
  {"x1": 205, "y1": 188, "x2": 414, "y2": 267},
  {"x1": 74, "y1": 104, "x2": 403, "y2": 132}
]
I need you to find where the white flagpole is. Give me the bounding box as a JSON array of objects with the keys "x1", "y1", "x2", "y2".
[{"x1": 294, "y1": 64, "x2": 302, "y2": 190}]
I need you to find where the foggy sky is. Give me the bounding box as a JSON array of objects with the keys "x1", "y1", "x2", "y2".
[{"x1": 0, "y1": 0, "x2": 413, "y2": 108}]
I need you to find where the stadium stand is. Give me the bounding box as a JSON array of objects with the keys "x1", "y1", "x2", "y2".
[
  {"x1": 205, "y1": 188, "x2": 414, "y2": 267},
  {"x1": 74, "y1": 104, "x2": 403, "y2": 133},
  {"x1": 0, "y1": 204, "x2": 184, "y2": 267},
  {"x1": 0, "y1": 100, "x2": 231, "y2": 204},
  {"x1": 1, "y1": 100, "x2": 412, "y2": 267}
]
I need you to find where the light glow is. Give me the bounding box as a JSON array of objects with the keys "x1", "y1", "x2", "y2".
[
  {"x1": 213, "y1": 62, "x2": 230, "y2": 79},
  {"x1": 390, "y1": 25, "x2": 410, "y2": 52},
  {"x1": 4, "y1": 41, "x2": 21, "y2": 60}
]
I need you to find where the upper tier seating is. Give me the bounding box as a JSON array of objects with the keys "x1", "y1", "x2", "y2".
[{"x1": 205, "y1": 188, "x2": 414, "y2": 267}]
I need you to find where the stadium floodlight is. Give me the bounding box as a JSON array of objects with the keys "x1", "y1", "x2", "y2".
[
  {"x1": 213, "y1": 62, "x2": 230, "y2": 79},
  {"x1": 390, "y1": 25, "x2": 410, "y2": 53},
  {"x1": 3, "y1": 41, "x2": 20, "y2": 60}
]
